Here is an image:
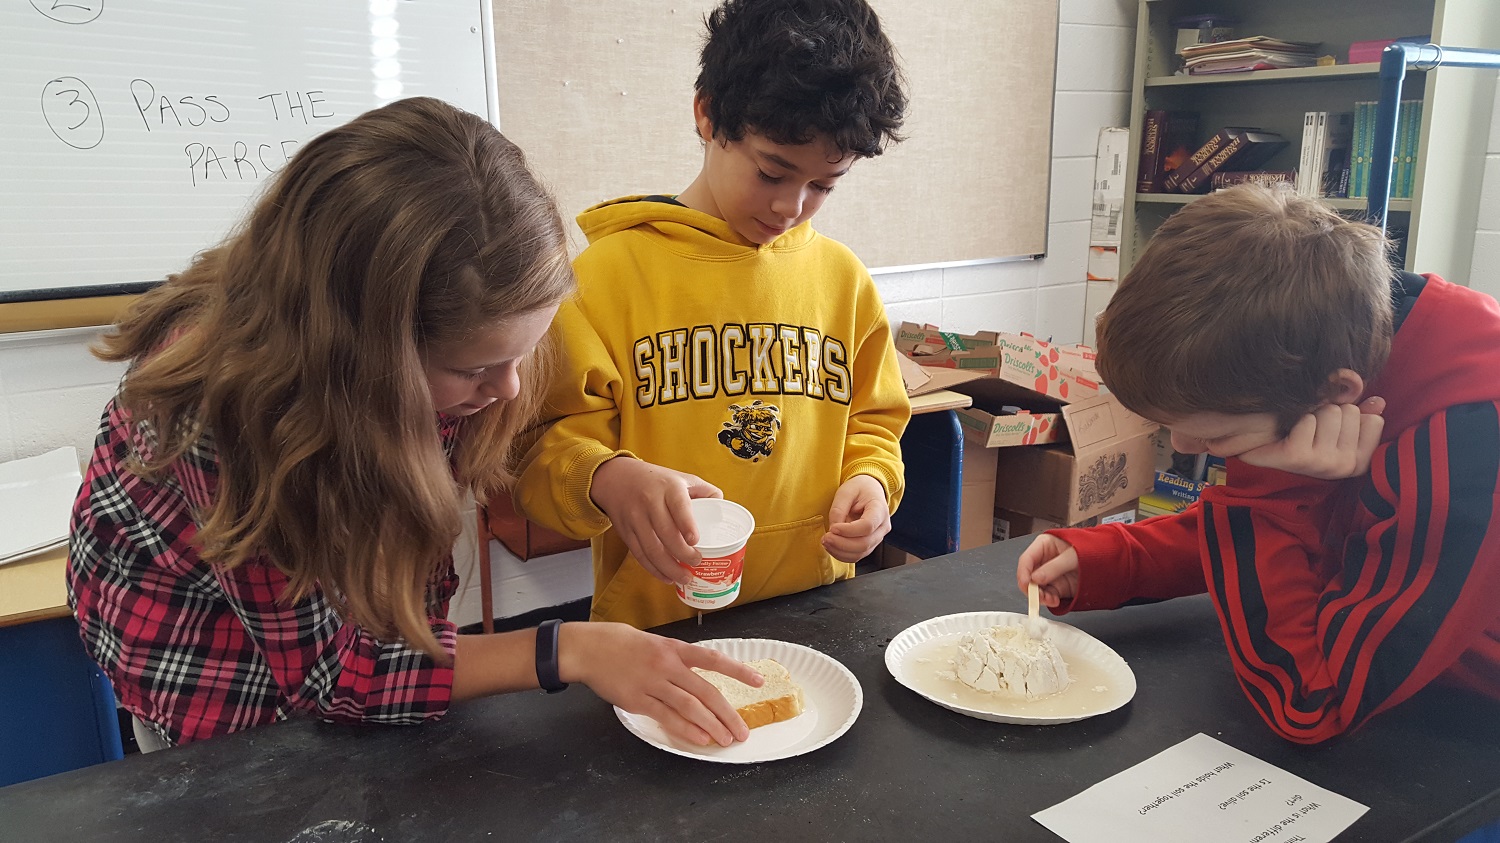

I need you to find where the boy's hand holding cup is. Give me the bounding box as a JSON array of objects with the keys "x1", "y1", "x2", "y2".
[{"x1": 591, "y1": 457, "x2": 723, "y2": 584}]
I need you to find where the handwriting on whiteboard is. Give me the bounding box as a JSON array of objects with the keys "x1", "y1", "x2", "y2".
[
  {"x1": 42, "y1": 76, "x2": 338, "y2": 185},
  {"x1": 33, "y1": 3, "x2": 339, "y2": 186}
]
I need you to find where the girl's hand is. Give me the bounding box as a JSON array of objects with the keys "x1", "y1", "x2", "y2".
[
  {"x1": 1016, "y1": 533, "x2": 1079, "y2": 609},
  {"x1": 559, "y1": 622, "x2": 762, "y2": 747}
]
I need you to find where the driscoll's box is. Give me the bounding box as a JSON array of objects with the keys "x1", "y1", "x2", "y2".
[
  {"x1": 946, "y1": 331, "x2": 1104, "y2": 447},
  {"x1": 958, "y1": 406, "x2": 1063, "y2": 448},
  {"x1": 988, "y1": 393, "x2": 1160, "y2": 525},
  {"x1": 893, "y1": 322, "x2": 999, "y2": 361},
  {"x1": 991, "y1": 332, "x2": 1102, "y2": 403}
]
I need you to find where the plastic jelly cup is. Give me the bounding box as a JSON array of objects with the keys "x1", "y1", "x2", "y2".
[{"x1": 677, "y1": 498, "x2": 755, "y2": 610}]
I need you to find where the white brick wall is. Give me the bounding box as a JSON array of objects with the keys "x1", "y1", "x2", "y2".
[
  {"x1": 875, "y1": 0, "x2": 1136, "y2": 345},
  {"x1": 1471, "y1": 82, "x2": 1500, "y2": 301},
  {"x1": 4, "y1": 7, "x2": 1139, "y2": 619},
  {"x1": 0, "y1": 328, "x2": 125, "y2": 462}
]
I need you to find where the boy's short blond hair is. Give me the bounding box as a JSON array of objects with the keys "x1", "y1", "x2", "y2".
[{"x1": 1097, "y1": 184, "x2": 1395, "y2": 433}]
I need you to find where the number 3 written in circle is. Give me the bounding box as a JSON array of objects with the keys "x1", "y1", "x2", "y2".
[
  {"x1": 30, "y1": 0, "x2": 103, "y2": 26},
  {"x1": 41, "y1": 77, "x2": 105, "y2": 149}
]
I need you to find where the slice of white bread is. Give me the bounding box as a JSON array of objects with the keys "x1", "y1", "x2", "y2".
[{"x1": 693, "y1": 657, "x2": 805, "y2": 729}]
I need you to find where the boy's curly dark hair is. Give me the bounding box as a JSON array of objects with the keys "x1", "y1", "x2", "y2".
[{"x1": 695, "y1": 0, "x2": 907, "y2": 158}]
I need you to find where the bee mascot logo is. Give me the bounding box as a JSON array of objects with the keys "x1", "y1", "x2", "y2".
[{"x1": 719, "y1": 400, "x2": 781, "y2": 462}]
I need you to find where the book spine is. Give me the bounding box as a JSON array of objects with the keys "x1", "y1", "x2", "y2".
[
  {"x1": 1401, "y1": 100, "x2": 1422, "y2": 200},
  {"x1": 1309, "y1": 111, "x2": 1328, "y2": 197},
  {"x1": 1356, "y1": 99, "x2": 1374, "y2": 198},
  {"x1": 1410, "y1": 100, "x2": 1424, "y2": 199},
  {"x1": 1296, "y1": 111, "x2": 1318, "y2": 196},
  {"x1": 1320, "y1": 112, "x2": 1353, "y2": 199},
  {"x1": 1178, "y1": 134, "x2": 1248, "y2": 193},
  {"x1": 1211, "y1": 170, "x2": 1295, "y2": 188},
  {"x1": 1395, "y1": 101, "x2": 1411, "y2": 200},
  {"x1": 1164, "y1": 130, "x2": 1231, "y2": 193},
  {"x1": 1137, "y1": 110, "x2": 1166, "y2": 193},
  {"x1": 1351, "y1": 101, "x2": 1374, "y2": 199}
]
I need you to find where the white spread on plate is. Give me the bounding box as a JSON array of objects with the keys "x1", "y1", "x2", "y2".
[{"x1": 952, "y1": 625, "x2": 1072, "y2": 699}]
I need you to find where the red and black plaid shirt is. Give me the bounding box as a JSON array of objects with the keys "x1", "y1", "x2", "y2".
[{"x1": 68, "y1": 398, "x2": 462, "y2": 746}]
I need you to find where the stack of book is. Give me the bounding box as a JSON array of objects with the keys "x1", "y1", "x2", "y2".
[
  {"x1": 1296, "y1": 111, "x2": 1354, "y2": 198},
  {"x1": 1179, "y1": 36, "x2": 1321, "y2": 75},
  {"x1": 1158, "y1": 127, "x2": 1289, "y2": 194},
  {"x1": 1135, "y1": 110, "x2": 1199, "y2": 193},
  {"x1": 1137, "y1": 465, "x2": 1226, "y2": 520},
  {"x1": 1348, "y1": 99, "x2": 1424, "y2": 200}
]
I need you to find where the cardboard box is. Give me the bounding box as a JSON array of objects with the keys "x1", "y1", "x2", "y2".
[
  {"x1": 1098, "y1": 503, "x2": 1138, "y2": 526},
  {"x1": 1087, "y1": 127, "x2": 1130, "y2": 281},
  {"x1": 992, "y1": 500, "x2": 1136, "y2": 542},
  {"x1": 960, "y1": 443, "x2": 998, "y2": 549},
  {"x1": 949, "y1": 336, "x2": 1106, "y2": 448},
  {"x1": 992, "y1": 508, "x2": 1065, "y2": 542},
  {"x1": 894, "y1": 323, "x2": 999, "y2": 355},
  {"x1": 902, "y1": 321, "x2": 1157, "y2": 525},
  {"x1": 988, "y1": 332, "x2": 1102, "y2": 403},
  {"x1": 990, "y1": 393, "x2": 1160, "y2": 525},
  {"x1": 874, "y1": 540, "x2": 920, "y2": 569}
]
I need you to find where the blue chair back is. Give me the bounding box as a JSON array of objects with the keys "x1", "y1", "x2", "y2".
[
  {"x1": 0, "y1": 616, "x2": 124, "y2": 786},
  {"x1": 887, "y1": 409, "x2": 964, "y2": 559}
]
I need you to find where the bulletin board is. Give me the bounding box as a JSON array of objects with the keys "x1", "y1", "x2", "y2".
[
  {"x1": 0, "y1": 0, "x2": 496, "y2": 331},
  {"x1": 493, "y1": 0, "x2": 1060, "y2": 269}
]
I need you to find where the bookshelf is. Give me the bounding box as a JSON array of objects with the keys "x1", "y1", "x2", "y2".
[{"x1": 1120, "y1": 0, "x2": 1500, "y2": 283}]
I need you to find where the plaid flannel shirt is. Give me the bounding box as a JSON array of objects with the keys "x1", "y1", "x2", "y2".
[{"x1": 68, "y1": 399, "x2": 462, "y2": 746}]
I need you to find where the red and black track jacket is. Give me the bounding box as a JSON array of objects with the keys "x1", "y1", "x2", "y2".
[{"x1": 1050, "y1": 273, "x2": 1500, "y2": 744}]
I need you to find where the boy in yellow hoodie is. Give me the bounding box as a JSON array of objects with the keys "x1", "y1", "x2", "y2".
[{"x1": 514, "y1": 0, "x2": 912, "y2": 629}]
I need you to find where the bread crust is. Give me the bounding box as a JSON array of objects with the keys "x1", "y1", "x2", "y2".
[
  {"x1": 736, "y1": 691, "x2": 804, "y2": 729},
  {"x1": 693, "y1": 657, "x2": 806, "y2": 729}
]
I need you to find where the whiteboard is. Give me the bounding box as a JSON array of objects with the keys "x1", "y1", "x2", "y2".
[{"x1": 0, "y1": 0, "x2": 496, "y2": 302}]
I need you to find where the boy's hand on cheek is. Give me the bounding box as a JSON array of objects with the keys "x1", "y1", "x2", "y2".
[
  {"x1": 1238, "y1": 397, "x2": 1385, "y2": 481},
  {"x1": 591, "y1": 457, "x2": 723, "y2": 584},
  {"x1": 822, "y1": 474, "x2": 891, "y2": 563}
]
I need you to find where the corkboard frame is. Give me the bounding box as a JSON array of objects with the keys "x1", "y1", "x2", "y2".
[
  {"x1": 493, "y1": 0, "x2": 1060, "y2": 268},
  {"x1": 0, "y1": 291, "x2": 143, "y2": 334}
]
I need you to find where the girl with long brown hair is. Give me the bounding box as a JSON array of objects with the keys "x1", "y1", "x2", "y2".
[{"x1": 68, "y1": 97, "x2": 759, "y2": 751}]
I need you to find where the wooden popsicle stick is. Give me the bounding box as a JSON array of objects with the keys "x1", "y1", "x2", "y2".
[{"x1": 1026, "y1": 582, "x2": 1045, "y2": 638}]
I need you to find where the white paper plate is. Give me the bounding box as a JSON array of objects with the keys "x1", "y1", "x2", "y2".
[
  {"x1": 885, "y1": 611, "x2": 1136, "y2": 725},
  {"x1": 614, "y1": 638, "x2": 862, "y2": 763}
]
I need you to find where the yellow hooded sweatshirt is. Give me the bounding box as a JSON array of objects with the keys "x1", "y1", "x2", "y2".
[{"x1": 514, "y1": 196, "x2": 910, "y2": 629}]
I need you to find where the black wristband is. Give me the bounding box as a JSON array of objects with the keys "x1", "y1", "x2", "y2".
[{"x1": 535, "y1": 618, "x2": 568, "y2": 694}]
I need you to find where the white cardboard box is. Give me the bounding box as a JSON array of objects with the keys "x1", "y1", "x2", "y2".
[{"x1": 1088, "y1": 127, "x2": 1130, "y2": 281}]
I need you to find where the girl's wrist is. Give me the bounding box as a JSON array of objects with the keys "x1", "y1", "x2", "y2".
[{"x1": 555, "y1": 621, "x2": 586, "y2": 685}]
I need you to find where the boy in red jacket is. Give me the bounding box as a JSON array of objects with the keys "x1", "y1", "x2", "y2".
[{"x1": 1018, "y1": 185, "x2": 1500, "y2": 744}]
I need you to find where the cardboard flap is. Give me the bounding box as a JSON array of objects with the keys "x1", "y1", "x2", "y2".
[
  {"x1": 898, "y1": 351, "x2": 987, "y2": 397},
  {"x1": 897, "y1": 351, "x2": 931, "y2": 393},
  {"x1": 1060, "y1": 393, "x2": 1160, "y2": 450},
  {"x1": 952, "y1": 376, "x2": 1065, "y2": 414},
  {"x1": 1059, "y1": 394, "x2": 1122, "y2": 450}
]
